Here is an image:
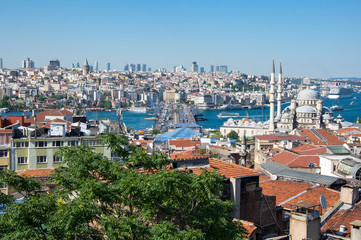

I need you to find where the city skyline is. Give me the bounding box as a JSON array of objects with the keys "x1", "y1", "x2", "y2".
[{"x1": 1, "y1": 0, "x2": 361, "y2": 78}]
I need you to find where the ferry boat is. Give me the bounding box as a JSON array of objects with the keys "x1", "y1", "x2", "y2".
[
  {"x1": 330, "y1": 105, "x2": 343, "y2": 111},
  {"x1": 218, "y1": 105, "x2": 243, "y2": 110},
  {"x1": 128, "y1": 107, "x2": 147, "y2": 113},
  {"x1": 328, "y1": 87, "x2": 353, "y2": 99},
  {"x1": 217, "y1": 112, "x2": 240, "y2": 118}
]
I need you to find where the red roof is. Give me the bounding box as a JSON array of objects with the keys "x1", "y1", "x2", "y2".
[
  {"x1": 254, "y1": 134, "x2": 306, "y2": 141},
  {"x1": 260, "y1": 180, "x2": 313, "y2": 206},
  {"x1": 301, "y1": 129, "x2": 345, "y2": 145},
  {"x1": 283, "y1": 186, "x2": 340, "y2": 213},
  {"x1": 25, "y1": 109, "x2": 73, "y2": 124},
  {"x1": 322, "y1": 201, "x2": 361, "y2": 237},
  {"x1": 234, "y1": 219, "x2": 257, "y2": 237},
  {"x1": 38, "y1": 118, "x2": 72, "y2": 133},
  {"x1": 170, "y1": 148, "x2": 210, "y2": 161},
  {"x1": 208, "y1": 159, "x2": 261, "y2": 178},
  {"x1": 269, "y1": 150, "x2": 320, "y2": 168},
  {"x1": 17, "y1": 168, "x2": 55, "y2": 177},
  {"x1": 169, "y1": 139, "x2": 201, "y2": 148}
]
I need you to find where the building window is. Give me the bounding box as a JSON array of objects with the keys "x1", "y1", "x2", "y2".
[
  {"x1": 69, "y1": 140, "x2": 79, "y2": 146},
  {"x1": 35, "y1": 141, "x2": 47, "y2": 148},
  {"x1": 13, "y1": 142, "x2": 29, "y2": 148},
  {"x1": 37, "y1": 156, "x2": 47, "y2": 163},
  {"x1": 52, "y1": 141, "x2": 64, "y2": 147},
  {"x1": 84, "y1": 140, "x2": 99, "y2": 146},
  {"x1": 18, "y1": 157, "x2": 28, "y2": 164},
  {"x1": 53, "y1": 156, "x2": 63, "y2": 163},
  {"x1": 0, "y1": 150, "x2": 8, "y2": 158}
]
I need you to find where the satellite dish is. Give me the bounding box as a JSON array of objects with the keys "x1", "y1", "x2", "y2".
[
  {"x1": 270, "y1": 174, "x2": 278, "y2": 181},
  {"x1": 320, "y1": 194, "x2": 327, "y2": 209}
]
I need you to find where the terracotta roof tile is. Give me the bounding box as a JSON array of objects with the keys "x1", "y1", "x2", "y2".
[
  {"x1": 17, "y1": 168, "x2": 55, "y2": 177},
  {"x1": 169, "y1": 139, "x2": 201, "y2": 148},
  {"x1": 283, "y1": 186, "x2": 340, "y2": 213},
  {"x1": 260, "y1": 180, "x2": 312, "y2": 206},
  {"x1": 322, "y1": 201, "x2": 361, "y2": 237},
  {"x1": 234, "y1": 219, "x2": 257, "y2": 237},
  {"x1": 301, "y1": 129, "x2": 344, "y2": 146}
]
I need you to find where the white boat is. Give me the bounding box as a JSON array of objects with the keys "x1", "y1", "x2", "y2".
[
  {"x1": 217, "y1": 112, "x2": 240, "y2": 118},
  {"x1": 330, "y1": 105, "x2": 343, "y2": 111},
  {"x1": 128, "y1": 107, "x2": 147, "y2": 113},
  {"x1": 328, "y1": 87, "x2": 353, "y2": 99}
]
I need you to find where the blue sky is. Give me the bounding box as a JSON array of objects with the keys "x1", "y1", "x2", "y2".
[{"x1": 1, "y1": 0, "x2": 361, "y2": 78}]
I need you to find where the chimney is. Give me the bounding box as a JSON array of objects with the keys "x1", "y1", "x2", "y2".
[
  {"x1": 340, "y1": 184, "x2": 359, "y2": 205},
  {"x1": 351, "y1": 220, "x2": 361, "y2": 240}
]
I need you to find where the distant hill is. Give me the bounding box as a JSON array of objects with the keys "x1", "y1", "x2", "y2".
[{"x1": 329, "y1": 77, "x2": 361, "y2": 80}]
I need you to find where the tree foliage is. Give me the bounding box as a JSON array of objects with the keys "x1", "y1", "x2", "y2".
[
  {"x1": 0, "y1": 133, "x2": 246, "y2": 239},
  {"x1": 227, "y1": 130, "x2": 239, "y2": 140}
]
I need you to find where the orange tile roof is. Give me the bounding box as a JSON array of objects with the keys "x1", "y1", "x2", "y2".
[
  {"x1": 301, "y1": 129, "x2": 345, "y2": 146},
  {"x1": 322, "y1": 201, "x2": 361, "y2": 237},
  {"x1": 234, "y1": 219, "x2": 257, "y2": 237},
  {"x1": 292, "y1": 143, "x2": 319, "y2": 152},
  {"x1": 283, "y1": 186, "x2": 340, "y2": 213},
  {"x1": 260, "y1": 180, "x2": 312, "y2": 206},
  {"x1": 170, "y1": 149, "x2": 210, "y2": 161},
  {"x1": 17, "y1": 168, "x2": 55, "y2": 177},
  {"x1": 169, "y1": 139, "x2": 201, "y2": 148},
  {"x1": 25, "y1": 109, "x2": 73, "y2": 124},
  {"x1": 38, "y1": 118, "x2": 72, "y2": 133},
  {"x1": 208, "y1": 159, "x2": 262, "y2": 178}
]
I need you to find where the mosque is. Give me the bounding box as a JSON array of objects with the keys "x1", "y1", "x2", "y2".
[{"x1": 220, "y1": 61, "x2": 340, "y2": 137}]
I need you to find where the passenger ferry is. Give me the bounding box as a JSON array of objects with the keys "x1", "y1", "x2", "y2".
[{"x1": 217, "y1": 112, "x2": 240, "y2": 118}]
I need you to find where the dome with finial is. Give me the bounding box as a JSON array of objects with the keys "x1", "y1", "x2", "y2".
[{"x1": 297, "y1": 89, "x2": 320, "y2": 100}]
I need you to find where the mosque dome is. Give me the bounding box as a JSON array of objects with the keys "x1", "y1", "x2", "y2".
[
  {"x1": 296, "y1": 106, "x2": 316, "y2": 114},
  {"x1": 297, "y1": 89, "x2": 320, "y2": 100}
]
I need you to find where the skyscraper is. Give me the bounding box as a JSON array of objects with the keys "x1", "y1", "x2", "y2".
[
  {"x1": 210, "y1": 65, "x2": 214, "y2": 73},
  {"x1": 191, "y1": 61, "x2": 198, "y2": 72},
  {"x1": 49, "y1": 59, "x2": 60, "y2": 68},
  {"x1": 219, "y1": 65, "x2": 228, "y2": 73},
  {"x1": 215, "y1": 65, "x2": 220, "y2": 72},
  {"x1": 0, "y1": 58, "x2": 3, "y2": 69},
  {"x1": 142, "y1": 64, "x2": 147, "y2": 72},
  {"x1": 76, "y1": 62, "x2": 80, "y2": 68},
  {"x1": 22, "y1": 57, "x2": 34, "y2": 68},
  {"x1": 95, "y1": 61, "x2": 98, "y2": 72},
  {"x1": 200, "y1": 67, "x2": 205, "y2": 73},
  {"x1": 107, "y1": 62, "x2": 110, "y2": 71},
  {"x1": 124, "y1": 64, "x2": 129, "y2": 71},
  {"x1": 136, "y1": 64, "x2": 141, "y2": 72}
]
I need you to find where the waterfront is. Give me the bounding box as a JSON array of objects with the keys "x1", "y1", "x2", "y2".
[{"x1": 2, "y1": 92, "x2": 361, "y2": 130}]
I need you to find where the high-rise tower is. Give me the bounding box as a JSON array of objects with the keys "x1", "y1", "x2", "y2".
[
  {"x1": 276, "y1": 62, "x2": 283, "y2": 119},
  {"x1": 269, "y1": 60, "x2": 275, "y2": 132},
  {"x1": 82, "y1": 59, "x2": 89, "y2": 75}
]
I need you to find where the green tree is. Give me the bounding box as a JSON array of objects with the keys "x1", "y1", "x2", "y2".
[
  {"x1": 0, "y1": 134, "x2": 246, "y2": 239},
  {"x1": 227, "y1": 130, "x2": 239, "y2": 140},
  {"x1": 210, "y1": 130, "x2": 223, "y2": 139},
  {"x1": 151, "y1": 128, "x2": 161, "y2": 135}
]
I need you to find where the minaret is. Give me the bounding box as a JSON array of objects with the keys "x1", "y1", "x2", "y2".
[
  {"x1": 269, "y1": 60, "x2": 275, "y2": 132},
  {"x1": 239, "y1": 132, "x2": 248, "y2": 166},
  {"x1": 276, "y1": 62, "x2": 283, "y2": 119}
]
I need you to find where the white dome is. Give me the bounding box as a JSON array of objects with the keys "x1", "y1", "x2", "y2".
[
  {"x1": 296, "y1": 106, "x2": 316, "y2": 114},
  {"x1": 282, "y1": 113, "x2": 290, "y2": 119},
  {"x1": 323, "y1": 114, "x2": 332, "y2": 120},
  {"x1": 297, "y1": 89, "x2": 320, "y2": 100}
]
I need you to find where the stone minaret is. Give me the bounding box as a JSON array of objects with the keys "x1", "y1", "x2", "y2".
[
  {"x1": 82, "y1": 59, "x2": 89, "y2": 75},
  {"x1": 239, "y1": 132, "x2": 248, "y2": 166},
  {"x1": 269, "y1": 60, "x2": 275, "y2": 132},
  {"x1": 276, "y1": 62, "x2": 283, "y2": 119}
]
